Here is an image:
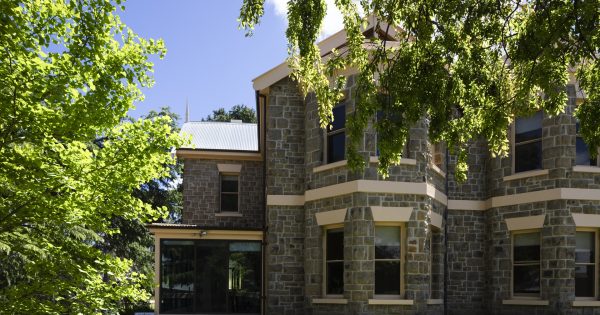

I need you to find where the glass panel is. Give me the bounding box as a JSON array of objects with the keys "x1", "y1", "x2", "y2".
[
  {"x1": 221, "y1": 194, "x2": 238, "y2": 212},
  {"x1": 514, "y1": 232, "x2": 540, "y2": 262},
  {"x1": 329, "y1": 105, "x2": 345, "y2": 131},
  {"x1": 576, "y1": 137, "x2": 595, "y2": 166},
  {"x1": 575, "y1": 265, "x2": 596, "y2": 297},
  {"x1": 575, "y1": 265, "x2": 595, "y2": 297},
  {"x1": 515, "y1": 141, "x2": 542, "y2": 173},
  {"x1": 161, "y1": 240, "x2": 195, "y2": 314},
  {"x1": 327, "y1": 261, "x2": 344, "y2": 294},
  {"x1": 221, "y1": 176, "x2": 239, "y2": 193},
  {"x1": 576, "y1": 232, "x2": 595, "y2": 263},
  {"x1": 327, "y1": 132, "x2": 345, "y2": 163},
  {"x1": 513, "y1": 264, "x2": 540, "y2": 294},
  {"x1": 515, "y1": 111, "x2": 542, "y2": 143},
  {"x1": 195, "y1": 241, "x2": 229, "y2": 312},
  {"x1": 430, "y1": 231, "x2": 443, "y2": 299},
  {"x1": 228, "y1": 242, "x2": 262, "y2": 313},
  {"x1": 375, "y1": 226, "x2": 401, "y2": 259},
  {"x1": 161, "y1": 240, "x2": 262, "y2": 314},
  {"x1": 375, "y1": 261, "x2": 401, "y2": 295},
  {"x1": 326, "y1": 229, "x2": 344, "y2": 261}
]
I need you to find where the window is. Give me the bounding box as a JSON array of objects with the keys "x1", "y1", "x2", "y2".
[
  {"x1": 512, "y1": 231, "x2": 541, "y2": 297},
  {"x1": 220, "y1": 175, "x2": 239, "y2": 212},
  {"x1": 160, "y1": 239, "x2": 262, "y2": 314},
  {"x1": 429, "y1": 227, "x2": 443, "y2": 299},
  {"x1": 431, "y1": 142, "x2": 444, "y2": 169},
  {"x1": 514, "y1": 111, "x2": 543, "y2": 173},
  {"x1": 576, "y1": 122, "x2": 599, "y2": 166},
  {"x1": 326, "y1": 105, "x2": 345, "y2": 163},
  {"x1": 375, "y1": 226, "x2": 402, "y2": 296},
  {"x1": 375, "y1": 108, "x2": 409, "y2": 158},
  {"x1": 325, "y1": 228, "x2": 344, "y2": 295},
  {"x1": 576, "y1": 230, "x2": 597, "y2": 298}
]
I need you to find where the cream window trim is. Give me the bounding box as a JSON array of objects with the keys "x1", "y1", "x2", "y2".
[
  {"x1": 315, "y1": 209, "x2": 348, "y2": 226},
  {"x1": 266, "y1": 195, "x2": 305, "y2": 206},
  {"x1": 313, "y1": 160, "x2": 347, "y2": 173},
  {"x1": 369, "y1": 156, "x2": 417, "y2": 165},
  {"x1": 573, "y1": 165, "x2": 600, "y2": 174},
  {"x1": 177, "y1": 149, "x2": 263, "y2": 161},
  {"x1": 371, "y1": 207, "x2": 412, "y2": 222},
  {"x1": 502, "y1": 299, "x2": 549, "y2": 306},
  {"x1": 217, "y1": 163, "x2": 242, "y2": 173},
  {"x1": 511, "y1": 111, "x2": 543, "y2": 175},
  {"x1": 575, "y1": 228, "x2": 599, "y2": 300},
  {"x1": 505, "y1": 215, "x2": 545, "y2": 231},
  {"x1": 573, "y1": 300, "x2": 600, "y2": 307},
  {"x1": 511, "y1": 229, "x2": 542, "y2": 299},
  {"x1": 503, "y1": 169, "x2": 549, "y2": 182},
  {"x1": 323, "y1": 226, "x2": 344, "y2": 297},
  {"x1": 430, "y1": 163, "x2": 446, "y2": 178},
  {"x1": 573, "y1": 214, "x2": 600, "y2": 227},
  {"x1": 427, "y1": 299, "x2": 443, "y2": 305},
  {"x1": 374, "y1": 224, "x2": 406, "y2": 299},
  {"x1": 368, "y1": 299, "x2": 414, "y2": 305},
  {"x1": 214, "y1": 212, "x2": 243, "y2": 217},
  {"x1": 312, "y1": 298, "x2": 348, "y2": 304},
  {"x1": 429, "y1": 210, "x2": 443, "y2": 229},
  {"x1": 149, "y1": 228, "x2": 264, "y2": 241},
  {"x1": 149, "y1": 228, "x2": 264, "y2": 313}
]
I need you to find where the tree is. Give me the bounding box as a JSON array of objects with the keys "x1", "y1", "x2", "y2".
[
  {"x1": 203, "y1": 104, "x2": 258, "y2": 123},
  {"x1": 98, "y1": 107, "x2": 184, "y2": 314},
  {"x1": 0, "y1": 1, "x2": 185, "y2": 313},
  {"x1": 239, "y1": 0, "x2": 599, "y2": 180}
]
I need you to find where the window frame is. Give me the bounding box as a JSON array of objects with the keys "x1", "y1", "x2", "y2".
[
  {"x1": 512, "y1": 111, "x2": 544, "y2": 174},
  {"x1": 511, "y1": 229, "x2": 542, "y2": 299},
  {"x1": 323, "y1": 224, "x2": 344, "y2": 298},
  {"x1": 373, "y1": 223, "x2": 406, "y2": 299},
  {"x1": 429, "y1": 226, "x2": 442, "y2": 300},
  {"x1": 575, "y1": 122, "x2": 600, "y2": 167},
  {"x1": 575, "y1": 228, "x2": 599, "y2": 300},
  {"x1": 324, "y1": 104, "x2": 346, "y2": 164},
  {"x1": 219, "y1": 173, "x2": 240, "y2": 213}
]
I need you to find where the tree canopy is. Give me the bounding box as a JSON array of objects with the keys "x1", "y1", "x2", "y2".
[
  {"x1": 203, "y1": 104, "x2": 258, "y2": 123},
  {"x1": 0, "y1": 0, "x2": 184, "y2": 313},
  {"x1": 239, "y1": 0, "x2": 599, "y2": 180}
]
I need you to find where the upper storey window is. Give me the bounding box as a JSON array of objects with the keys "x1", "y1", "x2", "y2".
[
  {"x1": 220, "y1": 175, "x2": 239, "y2": 212},
  {"x1": 514, "y1": 111, "x2": 543, "y2": 173},
  {"x1": 576, "y1": 122, "x2": 599, "y2": 166},
  {"x1": 327, "y1": 105, "x2": 346, "y2": 163}
]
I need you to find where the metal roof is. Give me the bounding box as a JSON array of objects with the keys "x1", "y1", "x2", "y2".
[{"x1": 179, "y1": 121, "x2": 258, "y2": 151}]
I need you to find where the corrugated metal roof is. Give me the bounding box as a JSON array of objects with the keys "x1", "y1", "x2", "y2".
[{"x1": 179, "y1": 121, "x2": 258, "y2": 151}]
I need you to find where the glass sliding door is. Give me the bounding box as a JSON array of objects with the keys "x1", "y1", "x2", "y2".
[{"x1": 160, "y1": 239, "x2": 262, "y2": 314}]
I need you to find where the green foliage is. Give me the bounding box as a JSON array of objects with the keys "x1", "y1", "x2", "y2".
[
  {"x1": 203, "y1": 104, "x2": 258, "y2": 123},
  {"x1": 0, "y1": 0, "x2": 185, "y2": 313},
  {"x1": 239, "y1": 0, "x2": 600, "y2": 179}
]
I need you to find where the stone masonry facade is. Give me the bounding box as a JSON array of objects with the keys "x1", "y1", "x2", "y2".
[{"x1": 178, "y1": 74, "x2": 600, "y2": 315}]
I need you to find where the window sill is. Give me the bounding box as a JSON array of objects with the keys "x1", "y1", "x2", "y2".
[
  {"x1": 214, "y1": 212, "x2": 243, "y2": 217},
  {"x1": 503, "y1": 169, "x2": 549, "y2": 182},
  {"x1": 573, "y1": 300, "x2": 600, "y2": 307},
  {"x1": 312, "y1": 298, "x2": 348, "y2": 304},
  {"x1": 573, "y1": 165, "x2": 600, "y2": 174},
  {"x1": 502, "y1": 299, "x2": 549, "y2": 306},
  {"x1": 368, "y1": 299, "x2": 414, "y2": 305},
  {"x1": 313, "y1": 160, "x2": 347, "y2": 173},
  {"x1": 369, "y1": 156, "x2": 417, "y2": 166},
  {"x1": 430, "y1": 164, "x2": 446, "y2": 178},
  {"x1": 427, "y1": 299, "x2": 443, "y2": 305}
]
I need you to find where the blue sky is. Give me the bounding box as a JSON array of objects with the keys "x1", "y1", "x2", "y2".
[
  {"x1": 120, "y1": 1, "x2": 289, "y2": 124},
  {"x1": 119, "y1": 0, "x2": 343, "y2": 126}
]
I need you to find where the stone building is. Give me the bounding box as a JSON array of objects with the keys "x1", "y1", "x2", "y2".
[{"x1": 149, "y1": 23, "x2": 600, "y2": 315}]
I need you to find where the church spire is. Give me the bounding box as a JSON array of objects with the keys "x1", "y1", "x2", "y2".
[{"x1": 185, "y1": 98, "x2": 189, "y2": 123}]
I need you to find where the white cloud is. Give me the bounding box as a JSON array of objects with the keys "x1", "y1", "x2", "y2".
[{"x1": 266, "y1": 0, "x2": 344, "y2": 39}]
